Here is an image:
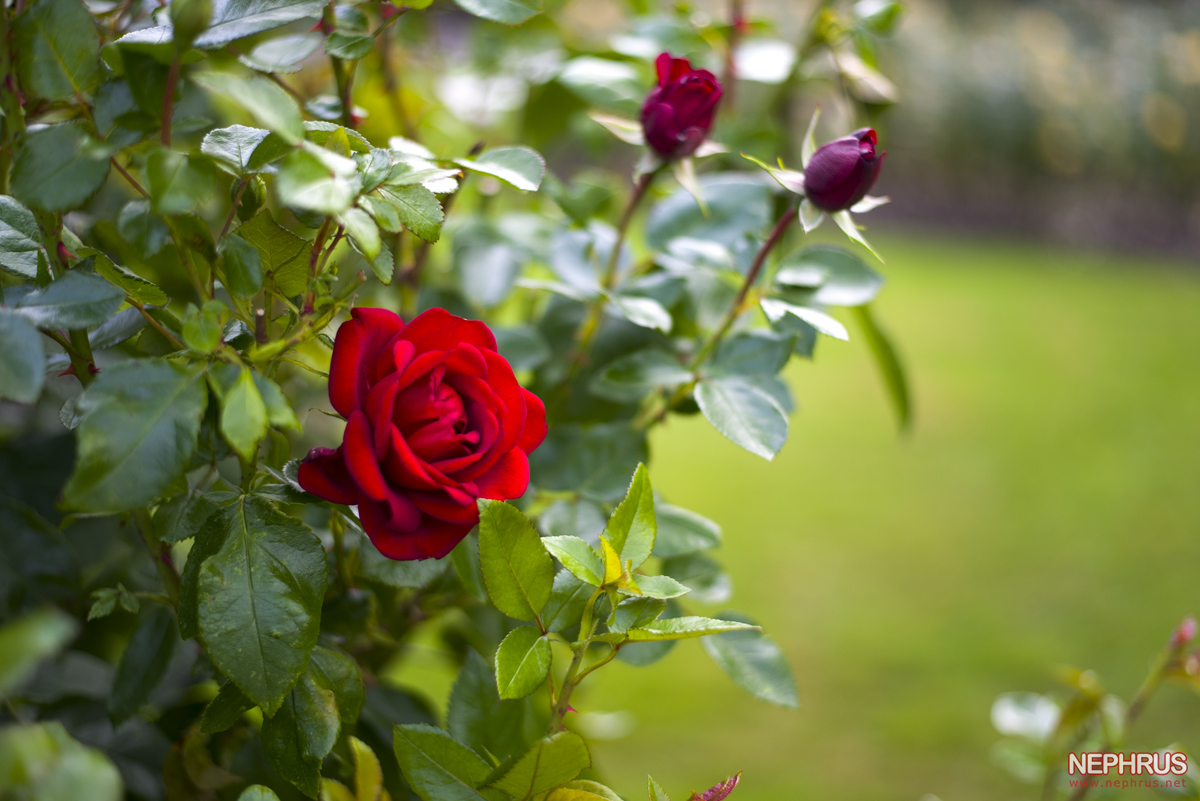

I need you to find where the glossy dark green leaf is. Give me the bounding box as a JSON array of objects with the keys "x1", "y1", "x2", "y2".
[
  {"x1": 701, "y1": 612, "x2": 798, "y2": 708},
  {"x1": 372, "y1": 184, "x2": 442, "y2": 244},
  {"x1": 10, "y1": 123, "x2": 110, "y2": 212},
  {"x1": 0, "y1": 608, "x2": 78, "y2": 696},
  {"x1": 455, "y1": 147, "x2": 544, "y2": 191},
  {"x1": 14, "y1": 0, "x2": 101, "y2": 102},
  {"x1": 393, "y1": 723, "x2": 496, "y2": 801},
  {"x1": 452, "y1": 0, "x2": 541, "y2": 25},
  {"x1": 494, "y1": 626, "x2": 551, "y2": 700},
  {"x1": 194, "y1": 72, "x2": 305, "y2": 143},
  {"x1": 852, "y1": 304, "x2": 911, "y2": 431},
  {"x1": 601, "y1": 463, "x2": 655, "y2": 569},
  {"x1": 201, "y1": 124, "x2": 291, "y2": 176},
  {"x1": 147, "y1": 149, "x2": 217, "y2": 215},
  {"x1": 14, "y1": 270, "x2": 125, "y2": 330},
  {"x1": 478, "y1": 500, "x2": 554, "y2": 622},
  {"x1": 262, "y1": 667, "x2": 340, "y2": 798},
  {"x1": 234, "y1": 210, "x2": 310, "y2": 296},
  {"x1": 590, "y1": 349, "x2": 692, "y2": 402},
  {"x1": 219, "y1": 233, "x2": 263, "y2": 298},
  {"x1": 325, "y1": 30, "x2": 373, "y2": 60},
  {"x1": 0, "y1": 195, "x2": 44, "y2": 278},
  {"x1": 489, "y1": 732, "x2": 590, "y2": 798},
  {"x1": 200, "y1": 680, "x2": 253, "y2": 733},
  {"x1": 310, "y1": 645, "x2": 364, "y2": 727},
  {"x1": 108, "y1": 605, "x2": 176, "y2": 725},
  {"x1": 0, "y1": 309, "x2": 44, "y2": 404},
  {"x1": 154, "y1": 492, "x2": 221, "y2": 545},
  {"x1": 64, "y1": 361, "x2": 208, "y2": 512},
  {"x1": 196, "y1": 495, "x2": 327, "y2": 715},
  {"x1": 653, "y1": 503, "x2": 721, "y2": 558},
  {"x1": 447, "y1": 649, "x2": 530, "y2": 763},
  {"x1": 695, "y1": 376, "x2": 788, "y2": 460}
]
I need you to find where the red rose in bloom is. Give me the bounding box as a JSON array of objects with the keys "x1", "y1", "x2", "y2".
[
  {"x1": 641, "y1": 52, "x2": 722, "y2": 159},
  {"x1": 298, "y1": 307, "x2": 547, "y2": 560},
  {"x1": 804, "y1": 128, "x2": 886, "y2": 212}
]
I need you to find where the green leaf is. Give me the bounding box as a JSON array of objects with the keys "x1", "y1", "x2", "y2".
[
  {"x1": 777, "y1": 245, "x2": 884, "y2": 306},
  {"x1": 82, "y1": 248, "x2": 170, "y2": 306},
  {"x1": 200, "y1": 680, "x2": 253, "y2": 733},
  {"x1": 310, "y1": 645, "x2": 364, "y2": 727},
  {"x1": 539, "y1": 570, "x2": 591, "y2": 633},
  {"x1": 0, "y1": 195, "x2": 44, "y2": 278},
  {"x1": 194, "y1": 72, "x2": 305, "y2": 143},
  {"x1": 154, "y1": 492, "x2": 221, "y2": 544},
  {"x1": 448, "y1": 649, "x2": 530, "y2": 763},
  {"x1": 219, "y1": 233, "x2": 264, "y2": 298},
  {"x1": 220, "y1": 366, "x2": 268, "y2": 460},
  {"x1": 117, "y1": 200, "x2": 169, "y2": 258},
  {"x1": 238, "y1": 32, "x2": 323, "y2": 73},
  {"x1": 831, "y1": 209, "x2": 883, "y2": 262},
  {"x1": 393, "y1": 723, "x2": 496, "y2": 801},
  {"x1": 147, "y1": 148, "x2": 217, "y2": 216},
  {"x1": 196, "y1": 495, "x2": 327, "y2": 715},
  {"x1": 610, "y1": 597, "x2": 665, "y2": 635},
  {"x1": 202, "y1": 124, "x2": 291, "y2": 176},
  {"x1": 541, "y1": 536, "x2": 603, "y2": 587},
  {"x1": 350, "y1": 737, "x2": 384, "y2": 801},
  {"x1": 263, "y1": 667, "x2": 340, "y2": 798},
  {"x1": 14, "y1": 0, "x2": 101, "y2": 102},
  {"x1": 546, "y1": 782, "x2": 625, "y2": 801},
  {"x1": 178, "y1": 505, "x2": 230, "y2": 640},
  {"x1": 710, "y1": 331, "x2": 795, "y2": 377},
  {"x1": 623, "y1": 574, "x2": 690, "y2": 600},
  {"x1": 10, "y1": 123, "x2": 110, "y2": 212},
  {"x1": 372, "y1": 184, "x2": 442, "y2": 244},
  {"x1": 759, "y1": 297, "x2": 848, "y2": 341},
  {"x1": 451, "y1": 532, "x2": 487, "y2": 603},
  {"x1": 194, "y1": 0, "x2": 328, "y2": 48},
  {"x1": 234, "y1": 210, "x2": 310, "y2": 296},
  {"x1": 326, "y1": 30, "x2": 373, "y2": 60},
  {"x1": 108, "y1": 605, "x2": 177, "y2": 725},
  {"x1": 238, "y1": 786, "x2": 282, "y2": 801},
  {"x1": 648, "y1": 777, "x2": 670, "y2": 801},
  {"x1": 64, "y1": 361, "x2": 208, "y2": 512},
  {"x1": 452, "y1": 223, "x2": 519, "y2": 308},
  {"x1": 339, "y1": 207, "x2": 381, "y2": 261},
  {"x1": 645, "y1": 173, "x2": 772, "y2": 252},
  {"x1": 0, "y1": 608, "x2": 78, "y2": 696},
  {"x1": 358, "y1": 539, "x2": 448, "y2": 589},
  {"x1": 0, "y1": 721, "x2": 122, "y2": 801},
  {"x1": 494, "y1": 627, "x2": 551, "y2": 700},
  {"x1": 694, "y1": 376, "x2": 789, "y2": 461},
  {"x1": 183, "y1": 301, "x2": 223, "y2": 353},
  {"x1": 529, "y1": 423, "x2": 647, "y2": 503},
  {"x1": 477, "y1": 500, "x2": 554, "y2": 622},
  {"x1": 452, "y1": 0, "x2": 541, "y2": 25},
  {"x1": 0, "y1": 309, "x2": 44, "y2": 404},
  {"x1": 276, "y1": 144, "x2": 361, "y2": 215},
  {"x1": 590, "y1": 350, "x2": 692, "y2": 402},
  {"x1": 653, "y1": 504, "x2": 721, "y2": 558},
  {"x1": 606, "y1": 293, "x2": 671, "y2": 333},
  {"x1": 494, "y1": 325, "x2": 550, "y2": 371},
  {"x1": 14, "y1": 270, "x2": 125, "y2": 330},
  {"x1": 852, "y1": 304, "x2": 911, "y2": 431},
  {"x1": 489, "y1": 732, "x2": 590, "y2": 798},
  {"x1": 0, "y1": 499, "x2": 79, "y2": 610},
  {"x1": 602, "y1": 463, "x2": 655, "y2": 570},
  {"x1": 455, "y1": 147, "x2": 544, "y2": 191},
  {"x1": 701, "y1": 612, "x2": 798, "y2": 708},
  {"x1": 594, "y1": 616, "x2": 758, "y2": 644},
  {"x1": 661, "y1": 552, "x2": 731, "y2": 604}
]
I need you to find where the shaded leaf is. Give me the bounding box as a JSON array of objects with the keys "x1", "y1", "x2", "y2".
[
  {"x1": 0, "y1": 607, "x2": 78, "y2": 696},
  {"x1": 448, "y1": 649, "x2": 530, "y2": 764},
  {"x1": 0, "y1": 309, "x2": 44, "y2": 404},
  {"x1": 200, "y1": 680, "x2": 253, "y2": 733},
  {"x1": 14, "y1": 270, "x2": 125, "y2": 330},
  {"x1": 235, "y1": 210, "x2": 311, "y2": 296},
  {"x1": 108, "y1": 605, "x2": 177, "y2": 725},
  {"x1": 14, "y1": 0, "x2": 101, "y2": 102},
  {"x1": 263, "y1": 668, "x2": 340, "y2": 798},
  {"x1": 852, "y1": 304, "x2": 910, "y2": 431},
  {"x1": 11, "y1": 123, "x2": 110, "y2": 212},
  {"x1": 489, "y1": 732, "x2": 590, "y2": 798},
  {"x1": 393, "y1": 723, "x2": 496, "y2": 801},
  {"x1": 0, "y1": 195, "x2": 43, "y2": 278}
]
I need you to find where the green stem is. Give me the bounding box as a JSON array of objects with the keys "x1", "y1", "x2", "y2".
[
  {"x1": 133, "y1": 508, "x2": 179, "y2": 607},
  {"x1": 548, "y1": 586, "x2": 604, "y2": 731}
]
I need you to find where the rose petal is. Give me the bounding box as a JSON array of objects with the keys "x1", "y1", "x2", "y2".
[
  {"x1": 475, "y1": 448, "x2": 530, "y2": 501},
  {"x1": 480, "y1": 349, "x2": 526, "y2": 455},
  {"x1": 359, "y1": 488, "x2": 422, "y2": 539},
  {"x1": 297, "y1": 447, "x2": 358, "y2": 505},
  {"x1": 381, "y1": 424, "x2": 440, "y2": 490},
  {"x1": 410, "y1": 486, "x2": 481, "y2": 524},
  {"x1": 368, "y1": 515, "x2": 473, "y2": 561},
  {"x1": 329, "y1": 307, "x2": 404, "y2": 416},
  {"x1": 516, "y1": 388, "x2": 547, "y2": 454},
  {"x1": 343, "y1": 410, "x2": 389, "y2": 502},
  {"x1": 399, "y1": 307, "x2": 497, "y2": 353}
]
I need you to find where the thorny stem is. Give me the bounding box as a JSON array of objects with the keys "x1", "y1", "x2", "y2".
[
  {"x1": 304, "y1": 217, "x2": 333, "y2": 314},
  {"x1": 548, "y1": 587, "x2": 605, "y2": 731},
  {"x1": 131, "y1": 300, "x2": 185, "y2": 350},
  {"x1": 112, "y1": 158, "x2": 150, "y2": 197},
  {"x1": 220, "y1": 180, "x2": 247, "y2": 239}
]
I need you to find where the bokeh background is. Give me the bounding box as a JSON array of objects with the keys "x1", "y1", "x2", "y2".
[{"x1": 380, "y1": 1, "x2": 1200, "y2": 800}]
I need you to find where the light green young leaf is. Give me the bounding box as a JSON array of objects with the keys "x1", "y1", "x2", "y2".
[
  {"x1": 339, "y1": 207, "x2": 381, "y2": 261},
  {"x1": 350, "y1": 736, "x2": 384, "y2": 801},
  {"x1": 393, "y1": 723, "x2": 496, "y2": 801},
  {"x1": 701, "y1": 612, "x2": 798, "y2": 708},
  {"x1": 831, "y1": 209, "x2": 883, "y2": 262},
  {"x1": 64, "y1": 361, "x2": 208, "y2": 513},
  {"x1": 648, "y1": 776, "x2": 670, "y2": 801},
  {"x1": 275, "y1": 144, "x2": 361, "y2": 214},
  {"x1": 14, "y1": 0, "x2": 101, "y2": 102},
  {"x1": 194, "y1": 72, "x2": 305, "y2": 143},
  {"x1": 801, "y1": 107, "x2": 821, "y2": 169},
  {"x1": 695, "y1": 376, "x2": 789, "y2": 461},
  {"x1": 0, "y1": 309, "x2": 44, "y2": 405},
  {"x1": 183, "y1": 302, "x2": 223, "y2": 354},
  {"x1": 219, "y1": 233, "x2": 264, "y2": 298},
  {"x1": 197, "y1": 495, "x2": 327, "y2": 715},
  {"x1": 602, "y1": 463, "x2": 655, "y2": 570},
  {"x1": 594, "y1": 616, "x2": 759, "y2": 644},
  {"x1": 622, "y1": 574, "x2": 690, "y2": 600},
  {"x1": 372, "y1": 184, "x2": 443, "y2": 243},
  {"x1": 452, "y1": 0, "x2": 542, "y2": 25},
  {"x1": 0, "y1": 608, "x2": 78, "y2": 696},
  {"x1": 238, "y1": 786, "x2": 282, "y2": 801},
  {"x1": 238, "y1": 32, "x2": 323, "y2": 74},
  {"x1": 220, "y1": 367, "x2": 268, "y2": 460},
  {"x1": 489, "y1": 732, "x2": 590, "y2": 798},
  {"x1": 542, "y1": 536, "x2": 603, "y2": 587},
  {"x1": 108, "y1": 605, "x2": 176, "y2": 725},
  {"x1": 455, "y1": 146, "x2": 545, "y2": 191},
  {"x1": 11, "y1": 123, "x2": 111, "y2": 212},
  {"x1": 494, "y1": 626, "x2": 551, "y2": 700},
  {"x1": 0, "y1": 195, "x2": 44, "y2": 278},
  {"x1": 478, "y1": 499, "x2": 554, "y2": 622}
]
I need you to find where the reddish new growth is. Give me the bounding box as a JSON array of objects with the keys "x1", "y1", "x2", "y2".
[{"x1": 687, "y1": 773, "x2": 741, "y2": 801}]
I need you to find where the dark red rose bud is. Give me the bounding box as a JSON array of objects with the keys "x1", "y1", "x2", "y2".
[
  {"x1": 641, "y1": 52, "x2": 722, "y2": 160},
  {"x1": 298, "y1": 307, "x2": 547, "y2": 561},
  {"x1": 804, "y1": 128, "x2": 886, "y2": 212}
]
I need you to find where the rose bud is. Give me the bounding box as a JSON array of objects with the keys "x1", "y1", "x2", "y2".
[
  {"x1": 641, "y1": 52, "x2": 722, "y2": 160},
  {"x1": 299, "y1": 307, "x2": 547, "y2": 561},
  {"x1": 804, "y1": 128, "x2": 886, "y2": 212}
]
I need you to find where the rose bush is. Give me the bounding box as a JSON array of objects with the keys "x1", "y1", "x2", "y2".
[{"x1": 299, "y1": 307, "x2": 546, "y2": 559}]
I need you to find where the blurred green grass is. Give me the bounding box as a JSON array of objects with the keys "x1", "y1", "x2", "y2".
[{"x1": 577, "y1": 233, "x2": 1200, "y2": 801}]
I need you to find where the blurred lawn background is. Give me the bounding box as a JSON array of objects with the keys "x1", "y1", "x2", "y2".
[{"x1": 577, "y1": 231, "x2": 1200, "y2": 801}]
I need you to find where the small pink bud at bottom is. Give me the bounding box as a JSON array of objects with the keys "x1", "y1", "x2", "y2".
[
  {"x1": 687, "y1": 772, "x2": 741, "y2": 801},
  {"x1": 380, "y1": 3, "x2": 398, "y2": 18},
  {"x1": 1172, "y1": 616, "x2": 1197, "y2": 648},
  {"x1": 56, "y1": 241, "x2": 78, "y2": 264}
]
